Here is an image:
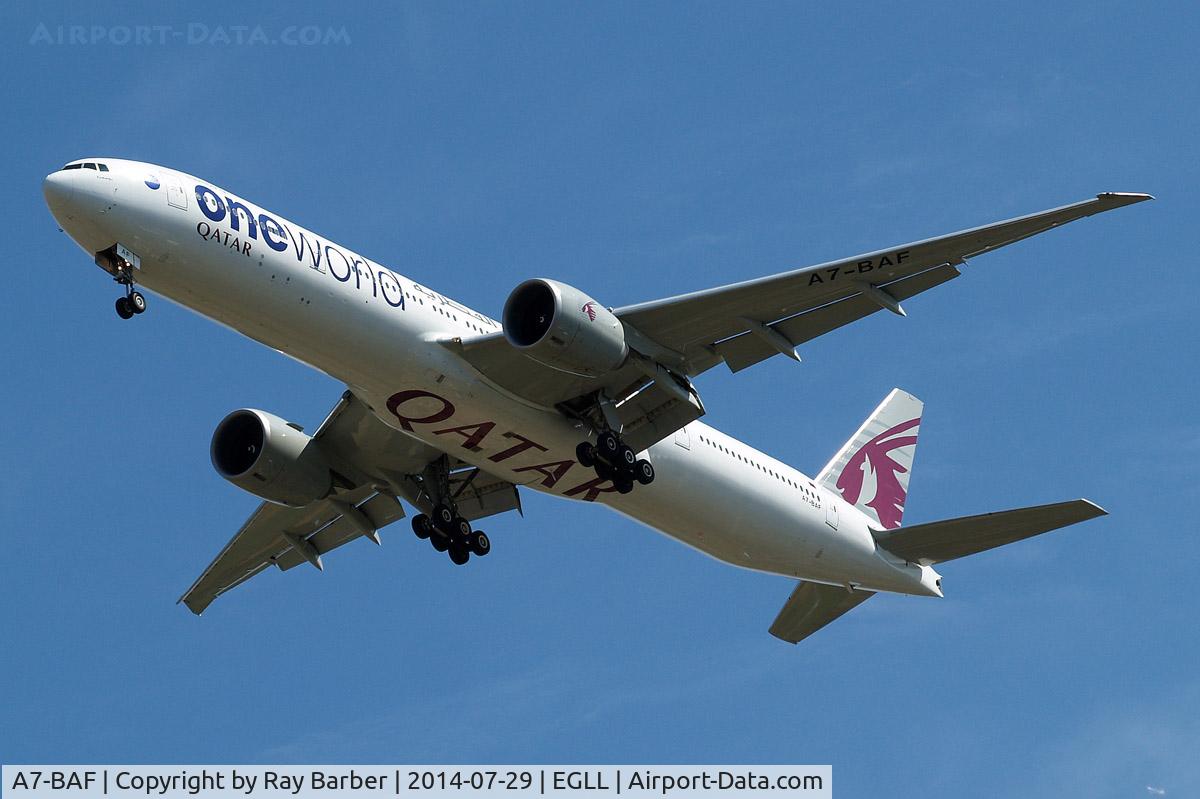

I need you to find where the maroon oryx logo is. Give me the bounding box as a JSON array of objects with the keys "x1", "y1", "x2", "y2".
[
  {"x1": 581, "y1": 301, "x2": 598, "y2": 321},
  {"x1": 835, "y1": 417, "x2": 919, "y2": 530}
]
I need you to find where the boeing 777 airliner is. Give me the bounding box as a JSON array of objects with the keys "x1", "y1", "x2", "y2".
[{"x1": 42, "y1": 158, "x2": 1151, "y2": 643}]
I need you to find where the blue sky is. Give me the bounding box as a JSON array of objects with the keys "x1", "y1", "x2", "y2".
[{"x1": 1, "y1": 2, "x2": 1195, "y2": 796}]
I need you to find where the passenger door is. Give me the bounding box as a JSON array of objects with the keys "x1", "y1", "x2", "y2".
[
  {"x1": 166, "y1": 180, "x2": 187, "y2": 210},
  {"x1": 674, "y1": 425, "x2": 691, "y2": 450},
  {"x1": 825, "y1": 496, "x2": 839, "y2": 530}
]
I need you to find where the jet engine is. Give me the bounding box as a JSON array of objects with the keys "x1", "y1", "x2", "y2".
[
  {"x1": 502, "y1": 278, "x2": 629, "y2": 376},
  {"x1": 210, "y1": 409, "x2": 332, "y2": 507}
]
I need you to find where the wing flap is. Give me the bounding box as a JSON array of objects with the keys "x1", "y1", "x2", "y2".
[
  {"x1": 452, "y1": 334, "x2": 705, "y2": 452},
  {"x1": 450, "y1": 332, "x2": 647, "y2": 409},
  {"x1": 274, "y1": 491, "x2": 405, "y2": 572},
  {"x1": 769, "y1": 581, "x2": 875, "y2": 644},
  {"x1": 874, "y1": 499, "x2": 1107, "y2": 564},
  {"x1": 448, "y1": 467, "x2": 523, "y2": 521},
  {"x1": 615, "y1": 379, "x2": 706, "y2": 453}
]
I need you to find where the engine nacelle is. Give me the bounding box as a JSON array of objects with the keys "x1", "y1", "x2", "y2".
[
  {"x1": 210, "y1": 409, "x2": 332, "y2": 507},
  {"x1": 502, "y1": 278, "x2": 629, "y2": 376}
]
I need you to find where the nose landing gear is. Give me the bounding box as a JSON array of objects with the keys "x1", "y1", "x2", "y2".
[
  {"x1": 115, "y1": 289, "x2": 147, "y2": 319},
  {"x1": 97, "y1": 246, "x2": 148, "y2": 320},
  {"x1": 112, "y1": 264, "x2": 147, "y2": 320}
]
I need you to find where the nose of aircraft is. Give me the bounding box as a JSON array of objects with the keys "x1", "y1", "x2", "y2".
[
  {"x1": 42, "y1": 171, "x2": 77, "y2": 221},
  {"x1": 44, "y1": 163, "x2": 122, "y2": 255}
]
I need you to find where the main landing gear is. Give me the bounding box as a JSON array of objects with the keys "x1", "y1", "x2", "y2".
[
  {"x1": 411, "y1": 511, "x2": 490, "y2": 565},
  {"x1": 576, "y1": 430, "x2": 655, "y2": 495},
  {"x1": 112, "y1": 262, "x2": 147, "y2": 320},
  {"x1": 408, "y1": 455, "x2": 490, "y2": 566}
]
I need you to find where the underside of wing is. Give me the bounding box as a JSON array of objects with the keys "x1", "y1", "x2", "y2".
[
  {"x1": 874, "y1": 499, "x2": 1106, "y2": 564},
  {"x1": 769, "y1": 581, "x2": 875, "y2": 644},
  {"x1": 713, "y1": 263, "x2": 960, "y2": 372},
  {"x1": 443, "y1": 193, "x2": 1149, "y2": 446},
  {"x1": 447, "y1": 334, "x2": 705, "y2": 454},
  {"x1": 178, "y1": 484, "x2": 405, "y2": 614},
  {"x1": 179, "y1": 392, "x2": 521, "y2": 614},
  {"x1": 448, "y1": 331, "x2": 648, "y2": 409},
  {"x1": 618, "y1": 193, "x2": 1152, "y2": 374}
]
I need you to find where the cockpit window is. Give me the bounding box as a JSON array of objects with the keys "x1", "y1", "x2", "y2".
[
  {"x1": 97, "y1": 163, "x2": 109, "y2": 172},
  {"x1": 63, "y1": 163, "x2": 82, "y2": 170},
  {"x1": 83, "y1": 163, "x2": 97, "y2": 170}
]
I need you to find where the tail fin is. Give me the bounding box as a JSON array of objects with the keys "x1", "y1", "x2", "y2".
[{"x1": 817, "y1": 388, "x2": 923, "y2": 530}]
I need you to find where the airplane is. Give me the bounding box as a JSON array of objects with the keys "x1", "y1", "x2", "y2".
[{"x1": 42, "y1": 157, "x2": 1151, "y2": 643}]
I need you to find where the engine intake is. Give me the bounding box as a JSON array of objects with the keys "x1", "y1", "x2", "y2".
[
  {"x1": 502, "y1": 278, "x2": 629, "y2": 376},
  {"x1": 211, "y1": 409, "x2": 332, "y2": 507}
]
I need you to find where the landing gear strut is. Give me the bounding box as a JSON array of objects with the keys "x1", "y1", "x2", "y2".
[
  {"x1": 576, "y1": 430, "x2": 655, "y2": 494},
  {"x1": 112, "y1": 262, "x2": 146, "y2": 320},
  {"x1": 408, "y1": 456, "x2": 490, "y2": 566}
]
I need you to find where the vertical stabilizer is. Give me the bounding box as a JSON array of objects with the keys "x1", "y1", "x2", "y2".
[{"x1": 817, "y1": 389, "x2": 923, "y2": 530}]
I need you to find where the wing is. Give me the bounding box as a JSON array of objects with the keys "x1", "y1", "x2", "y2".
[
  {"x1": 446, "y1": 193, "x2": 1148, "y2": 451},
  {"x1": 455, "y1": 193, "x2": 1150, "y2": 393},
  {"x1": 179, "y1": 392, "x2": 521, "y2": 615},
  {"x1": 768, "y1": 581, "x2": 875, "y2": 644},
  {"x1": 178, "y1": 484, "x2": 403, "y2": 615},
  {"x1": 617, "y1": 192, "x2": 1152, "y2": 374}
]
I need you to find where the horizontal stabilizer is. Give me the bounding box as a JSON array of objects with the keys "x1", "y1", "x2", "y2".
[
  {"x1": 874, "y1": 499, "x2": 1106, "y2": 564},
  {"x1": 769, "y1": 581, "x2": 875, "y2": 644}
]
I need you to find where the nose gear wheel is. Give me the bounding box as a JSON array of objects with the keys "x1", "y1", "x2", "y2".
[{"x1": 111, "y1": 261, "x2": 147, "y2": 320}]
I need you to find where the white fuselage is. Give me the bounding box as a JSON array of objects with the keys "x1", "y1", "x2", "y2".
[{"x1": 44, "y1": 158, "x2": 940, "y2": 598}]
